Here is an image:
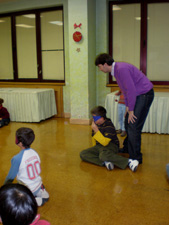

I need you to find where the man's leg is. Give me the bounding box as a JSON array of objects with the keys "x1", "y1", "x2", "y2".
[{"x1": 126, "y1": 90, "x2": 154, "y2": 163}]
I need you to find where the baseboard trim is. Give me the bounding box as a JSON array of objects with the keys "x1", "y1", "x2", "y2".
[
  {"x1": 64, "y1": 113, "x2": 71, "y2": 118},
  {"x1": 70, "y1": 118, "x2": 91, "y2": 125}
]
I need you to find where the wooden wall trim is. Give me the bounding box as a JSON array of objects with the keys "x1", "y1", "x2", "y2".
[
  {"x1": 107, "y1": 84, "x2": 169, "y2": 93},
  {"x1": 0, "y1": 82, "x2": 64, "y2": 118},
  {"x1": 70, "y1": 118, "x2": 91, "y2": 125},
  {"x1": 64, "y1": 113, "x2": 71, "y2": 118}
]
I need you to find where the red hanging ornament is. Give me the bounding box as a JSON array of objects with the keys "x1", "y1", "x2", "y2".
[{"x1": 73, "y1": 31, "x2": 82, "y2": 42}]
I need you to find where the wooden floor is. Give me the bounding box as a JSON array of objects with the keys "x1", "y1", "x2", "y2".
[{"x1": 0, "y1": 118, "x2": 169, "y2": 225}]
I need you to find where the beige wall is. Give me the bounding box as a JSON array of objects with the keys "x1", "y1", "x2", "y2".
[{"x1": 0, "y1": 0, "x2": 112, "y2": 123}]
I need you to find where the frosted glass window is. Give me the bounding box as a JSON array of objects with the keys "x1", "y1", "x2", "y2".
[
  {"x1": 112, "y1": 4, "x2": 140, "y2": 67},
  {"x1": 42, "y1": 51, "x2": 64, "y2": 80},
  {"x1": 147, "y1": 3, "x2": 169, "y2": 81},
  {"x1": 41, "y1": 10, "x2": 64, "y2": 80},
  {"x1": 0, "y1": 17, "x2": 13, "y2": 79},
  {"x1": 16, "y1": 14, "x2": 38, "y2": 79}
]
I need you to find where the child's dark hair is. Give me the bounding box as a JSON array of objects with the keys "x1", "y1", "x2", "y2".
[
  {"x1": 0, "y1": 98, "x2": 4, "y2": 105},
  {"x1": 0, "y1": 183, "x2": 37, "y2": 225},
  {"x1": 16, "y1": 127, "x2": 35, "y2": 148},
  {"x1": 95, "y1": 53, "x2": 114, "y2": 66},
  {"x1": 91, "y1": 106, "x2": 107, "y2": 119}
]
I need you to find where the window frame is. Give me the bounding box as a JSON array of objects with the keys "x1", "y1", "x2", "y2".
[
  {"x1": 0, "y1": 6, "x2": 65, "y2": 83},
  {"x1": 109, "y1": 0, "x2": 169, "y2": 85}
]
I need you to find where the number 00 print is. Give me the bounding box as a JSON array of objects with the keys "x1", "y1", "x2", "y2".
[{"x1": 27, "y1": 161, "x2": 41, "y2": 180}]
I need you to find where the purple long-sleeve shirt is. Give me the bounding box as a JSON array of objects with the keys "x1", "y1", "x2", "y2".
[{"x1": 114, "y1": 62, "x2": 153, "y2": 111}]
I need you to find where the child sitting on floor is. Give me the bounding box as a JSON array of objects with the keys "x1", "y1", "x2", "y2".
[
  {"x1": 0, "y1": 98, "x2": 10, "y2": 128},
  {"x1": 4, "y1": 127, "x2": 49, "y2": 206},
  {"x1": 80, "y1": 106, "x2": 139, "y2": 172},
  {"x1": 0, "y1": 183, "x2": 50, "y2": 225}
]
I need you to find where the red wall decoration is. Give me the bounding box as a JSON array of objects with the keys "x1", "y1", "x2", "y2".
[
  {"x1": 74, "y1": 23, "x2": 82, "y2": 29},
  {"x1": 73, "y1": 31, "x2": 82, "y2": 42}
]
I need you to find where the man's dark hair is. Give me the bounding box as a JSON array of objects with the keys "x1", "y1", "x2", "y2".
[
  {"x1": 0, "y1": 183, "x2": 37, "y2": 225},
  {"x1": 16, "y1": 127, "x2": 35, "y2": 148},
  {"x1": 95, "y1": 53, "x2": 114, "y2": 66},
  {"x1": 91, "y1": 106, "x2": 107, "y2": 119}
]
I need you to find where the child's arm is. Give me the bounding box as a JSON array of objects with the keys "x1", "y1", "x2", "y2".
[
  {"x1": 92, "y1": 136, "x2": 96, "y2": 146},
  {"x1": 91, "y1": 121, "x2": 111, "y2": 146},
  {"x1": 4, "y1": 155, "x2": 21, "y2": 184},
  {"x1": 93, "y1": 130, "x2": 111, "y2": 146}
]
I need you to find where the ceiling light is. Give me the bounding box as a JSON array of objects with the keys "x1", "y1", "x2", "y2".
[
  {"x1": 49, "y1": 21, "x2": 63, "y2": 26},
  {"x1": 135, "y1": 17, "x2": 141, "y2": 21},
  {"x1": 23, "y1": 14, "x2": 35, "y2": 19},
  {"x1": 16, "y1": 24, "x2": 35, "y2": 28},
  {"x1": 112, "y1": 5, "x2": 121, "y2": 11}
]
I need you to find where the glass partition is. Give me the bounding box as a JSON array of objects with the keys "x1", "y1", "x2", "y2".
[
  {"x1": 0, "y1": 17, "x2": 13, "y2": 79},
  {"x1": 147, "y1": 3, "x2": 169, "y2": 81},
  {"x1": 112, "y1": 4, "x2": 140, "y2": 67},
  {"x1": 16, "y1": 14, "x2": 38, "y2": 79},
  {"x1": 41, "y1": 10, "x2": 64, "y2": 80}
]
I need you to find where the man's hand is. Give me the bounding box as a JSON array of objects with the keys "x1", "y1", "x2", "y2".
[
  {"x1": 128, "y1": 111, "x2": 137, "y2": 124},
  {"x1": 91, "y1": 121, "x2": 99, "y2": 133}
]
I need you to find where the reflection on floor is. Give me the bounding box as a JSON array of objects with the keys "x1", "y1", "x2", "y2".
[{"x1": 0, "y1": 118, "x2": 169, "y2": 225}]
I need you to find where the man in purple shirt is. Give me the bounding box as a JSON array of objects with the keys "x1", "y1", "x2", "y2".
[{"x1": 95, "y1": 53, "x2": 154, "y2": 165}]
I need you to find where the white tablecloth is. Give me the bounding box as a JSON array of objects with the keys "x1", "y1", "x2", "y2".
[
  {"x1": 105, "y1": 91, "x2": 169, "y2": 134},
  {"x1": 0, "y1": 88, "x2": 57, "y2": 122}
]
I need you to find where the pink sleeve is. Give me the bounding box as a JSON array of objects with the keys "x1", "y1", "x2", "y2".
[
  {"x1": 30, "y1": 215, "x2": 50, "y2": 225},
  {"x1": 37, "y1": 221, "x2": 51, "y2": 225}
]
